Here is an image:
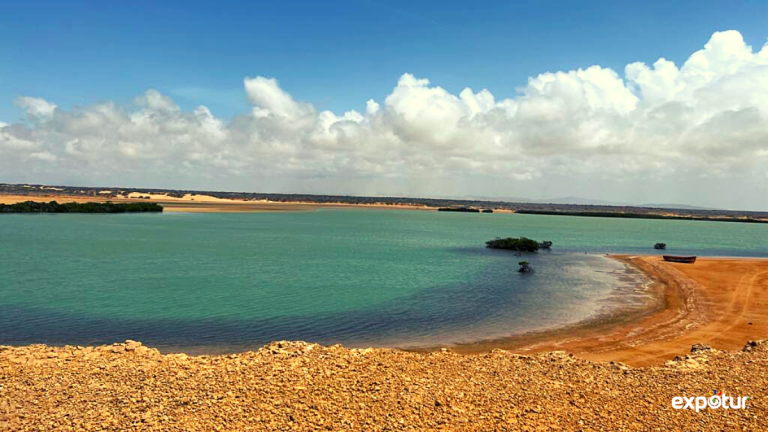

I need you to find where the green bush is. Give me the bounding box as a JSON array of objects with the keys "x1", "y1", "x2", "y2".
[{"x1": 485, "y1": 237, "x2": 540, "y2": 252}]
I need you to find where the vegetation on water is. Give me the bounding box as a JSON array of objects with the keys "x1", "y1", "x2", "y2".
[
  {"x1": 0, "y1": 201, "x2": 163, "y2": 213},
  {"x1": 518, "y1": 261, "x2": 532, "y2": 273},
  {"x1": 486, "y1": 237, "x2": 540, "y2": 252},
  {"x1": 438, "y1": 207, "x2": 494, "y2": 213},
  {"x1": 438, "y1": 207, "x2": 479, "y2": 213}
]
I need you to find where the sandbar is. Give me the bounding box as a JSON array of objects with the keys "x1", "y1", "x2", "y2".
[{"x1": 0, "y1": 193, "x2": 436, "y2": 213}]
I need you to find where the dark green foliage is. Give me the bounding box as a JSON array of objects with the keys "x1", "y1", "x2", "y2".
[
  {"x1": 438, "y1": 207, "x2": 480, "y2": 213},
  {"x1": 518, "y1": 261, "x2": 532, "y2": 273},
  {"x1": 0, "y1": 201, "x2": 163, "y2": 214},
  {"x1": 485, "y1": 237, "x2": 540, "y2": 252}
]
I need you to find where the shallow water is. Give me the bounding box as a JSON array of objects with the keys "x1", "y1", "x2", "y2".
[{"x1": 1, "y1": 209, "x2": 766, "y2": 351}]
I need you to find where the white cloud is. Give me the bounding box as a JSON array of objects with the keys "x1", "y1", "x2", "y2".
[
  {"x1": 134, "y1": 89, "x2": 180, "y2": 113},
  {"x1": 1, "y1": 30, "x2": 768, "y2": 209},
  {"x1": 29, "y1": 151, "x2": 57, "y2": 162},
  {"x1": 366, "y1": 99, "x2": 380, "y2": 116},
  {"x1": 14, "y1": 96, "x2": 57, "y2": 119},
  {"x1": 244, "y1": 76, "x2": 313, "y2": 120}
]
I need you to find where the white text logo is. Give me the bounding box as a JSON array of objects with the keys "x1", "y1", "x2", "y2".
[{"x1": 672, "y1": 391, "x2": 750, "y2": 412}]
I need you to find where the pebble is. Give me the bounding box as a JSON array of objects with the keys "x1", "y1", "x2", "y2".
[{"x1": 0, "y1": 339, "x2": 765, "y2": 431}]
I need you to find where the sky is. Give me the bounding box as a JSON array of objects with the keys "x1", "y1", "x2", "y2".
[{"x1": 1, "y1": 0, "x2": 768, "y2": 210}]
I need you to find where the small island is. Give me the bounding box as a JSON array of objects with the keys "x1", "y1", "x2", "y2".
[
  {"x1": 0, "y1": 201, "x2": 164, "y2": 213},
  {"x1": 438, "y1": 207, "x2": 494, "y2": 213},
  {"x1": 485, "y1": 237, "x2": 540, "y2": 252},
  {"x1": 438, "y1": 207, "x2": 480, "y2": 213}
]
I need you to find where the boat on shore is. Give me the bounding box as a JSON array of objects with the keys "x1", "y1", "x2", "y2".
[{"x1": 663, "y1": 255, "x2": 697, "y2": 264}]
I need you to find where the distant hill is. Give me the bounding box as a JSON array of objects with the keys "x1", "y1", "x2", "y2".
[
  {"x1": 420, "y1": 195, "x2": 717, "y2": 210},
  {"x1": 444, "y1": 195, "x2": 532, "y2": 203},
  {"x1": 532, "y1": 197, "x2": 628, "y2": 206},
  {"x1": 532, "y1": 197, "x2": 717, "y2": 210},
  {"x1": 640, "y1": 203, "x2": 718, "y2": 210}
]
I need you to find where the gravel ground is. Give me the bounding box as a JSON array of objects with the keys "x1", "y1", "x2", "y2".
[{"x1": 1, "y1": 340, "x2": 765, "y2": 431}]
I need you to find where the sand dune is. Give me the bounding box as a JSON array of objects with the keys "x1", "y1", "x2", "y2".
[{"x1": 0, "y1": 193, "x2": 435, "y2": 213}]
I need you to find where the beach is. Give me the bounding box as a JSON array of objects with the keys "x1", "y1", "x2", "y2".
[
  {"x1": 452, "y1": 256, "x2": 768, "y2": 366},
  {"x1": 0, "y1": 194, "x2": 436, "y2": 213}
]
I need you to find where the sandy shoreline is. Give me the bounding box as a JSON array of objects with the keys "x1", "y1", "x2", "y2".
[
  {"x1": 449, "y1": 255, "x2": 768, "y2": 366},
  {"x1": 0, "y1": 193, "x2": 438, "y2": 213}
]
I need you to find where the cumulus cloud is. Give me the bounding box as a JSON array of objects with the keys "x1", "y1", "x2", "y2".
[
  {"x1": 2, "y1": 30, "x2": 768, "y2": 209},
  {"x1": 15, "y1": 96, "x2": 57, "y2": 119}
]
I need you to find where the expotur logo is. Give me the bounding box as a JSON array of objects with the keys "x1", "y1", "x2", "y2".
[{"x1": 672, "y1": 390, "x2": 750, "y2": 412}]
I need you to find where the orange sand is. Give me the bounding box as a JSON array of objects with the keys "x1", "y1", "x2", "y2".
[{"x1": 452, "y1": 256, "x2": 768, "y2": 366}]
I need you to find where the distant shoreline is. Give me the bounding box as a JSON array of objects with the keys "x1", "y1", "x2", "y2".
[
  {"x1": 0, "y1": 191, "x2": 766, "y2": 222},
  {"x1": 1, "y1": 182, "x2": 766, "y2": 221},
  {"x1": 0, "y1": 194, "x2": 439, "y2": 213},
  {"x1": 516, "y1": 209, "x2": 768, "y2": 224}
]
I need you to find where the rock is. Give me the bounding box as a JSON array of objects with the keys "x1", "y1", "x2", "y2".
[
  {"x1": 610, "y1": 361, "x2": 629, "y2": 370},
  {"x1": 690, "y1": 343, "x2": 711, "y2": 353},
  {"x1": 3, "y1": 339, "x2": 768, "y2": 431},
  {"x1": 124, "y1": 340, "x2": 142, "y2": 351},
  {"x1": 743, "y1": 340, "x2": 761, "y2": 352}
]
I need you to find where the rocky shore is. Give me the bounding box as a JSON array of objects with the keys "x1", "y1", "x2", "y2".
[{"x1": 1, "y1": 340, "x2": 765, "y2": 431}]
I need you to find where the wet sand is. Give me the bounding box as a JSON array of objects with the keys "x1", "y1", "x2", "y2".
[{"x1": 451, "y1": 255, "x2": 768, "y2": 366}]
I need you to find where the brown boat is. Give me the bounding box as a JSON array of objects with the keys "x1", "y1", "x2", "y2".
[{"x1": 663, "y1": 255, "x2": 697, "y2": 264}]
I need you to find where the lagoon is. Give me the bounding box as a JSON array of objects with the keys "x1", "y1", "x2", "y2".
[{"x1": 1, "y1": 209, "x2": 766, "y2": 351}]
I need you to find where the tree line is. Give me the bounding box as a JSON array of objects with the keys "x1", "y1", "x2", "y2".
[{"x1": 0, "y1": 201, "x2": 163, "y2": 213}]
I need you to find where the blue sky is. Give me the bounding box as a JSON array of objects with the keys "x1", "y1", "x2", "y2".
[
  {"x1": 2, "y1": 1, "x2": 768, "y2": 209},
  {"x1": 2, "y1": 0, "x2": 767, "y2": 121}
]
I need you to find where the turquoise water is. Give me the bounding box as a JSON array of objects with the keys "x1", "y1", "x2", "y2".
[{"x1": 1, "y1": 209, "x2": 766, "y2": 351}]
